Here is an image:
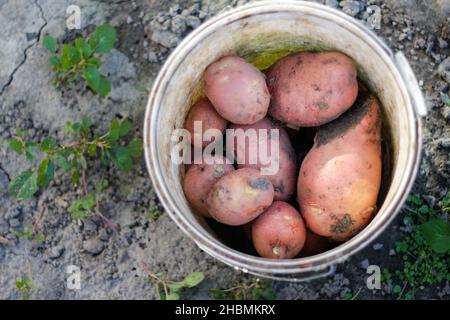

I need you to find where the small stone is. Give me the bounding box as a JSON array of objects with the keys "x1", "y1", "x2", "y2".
[
  {"x1": 441, "y1": 105, "x2": 450, "y2": 120},
  {"x1": 399, "y1": 33, "x2": 407, "y2": 41},
  {"x1": 171, "y1": 15, "x2": 187, "y2": 34},
  {"x1": 325, "y1": 0, "x2": 339, "y2": 8},
  {"x1": 99, "y1": 229, "x2": 109, "y2": 242},
  {"x1": 438, "y1": 57, "x2": 450, "y2": 83},
  {"x1": 360, "y1": 259, "x2": 370, "y2": 269},
  {"x1": 147, "y1": 51, "x2": 158, "y2": 62},
  {"x1": 186, "y1": 16, "x2": 201, "y2": 29},
  {"x1": 151, "y1": 30, "x2": 180, "y2": 48},
  {"x1": 83, "y1": 239, "x2": 104, "y2": 255},
  {"x1": 6, "y1": 208, "x2": 20, "y2": 220},
  {"x1": 389, "y1": 249, "x2": 396, "y2": 256},
  {"x1": 439, "y1": 38, "x2": 448, "y2": 49},
  {"x1": 49, "y1": 245, "x2": 65, "y2": 259},
  {"x1": 8, "y1": 218, "x2": 20, "y2": 228},
  {"x1": 198, "y1": 10, "x2": 207, "y2": 20},
  {"x1": 82, "y1": 219, "x2": 98, "y2": 234},
  {"x1": 423, "y1": 195, "x2": 436, "y2": 207},
  {"x1": 340, "y1": 0, "x2": 363, "y2": 17},
  {"x1": 100, "y1": 49, "x2": 136, "y2": 80},
  {"x1": 126, "y1": 16, "x2": 133, "y2": 24},
  {"x1": 372, "y1": 243, "x2": 383, "y2": 250}
]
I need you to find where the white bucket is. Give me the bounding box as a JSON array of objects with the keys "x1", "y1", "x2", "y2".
[{"x1": 143, "y1": 1, "x2": 426, "y2": 281}]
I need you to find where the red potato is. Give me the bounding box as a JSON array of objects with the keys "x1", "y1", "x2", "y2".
[
  {"x1": 297, "y1": 92, "x2": 382, "y2": 241},
  {"x1": 206, "y1": 168, "x2": 274, "y2": 226},
  {"x1": 229, "y1": 117, "x2": 297, "y2": 201},
  {"x1": 205, "y1": 55, "x2": 270, "y2": 125},
  {"x1": 267, "y1": 51, "x2": 358, "y2": 127},
  {"x1": 183, "y1": 155, "x2": 235, "y2": 217},
  {"x1": 184, "y1": 98, "x2": 228, "y2": 148},
  {"x1": 252, "y1": 201, "x2": 306, "y2": 259},
  {"x1": 298, "y1": 229, "x2": 330, "y2": 257}
]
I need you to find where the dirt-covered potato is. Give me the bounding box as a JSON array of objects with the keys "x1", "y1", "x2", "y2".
[
  {"x1": 251, "y1": 201, "x2": 306, "y2": 259},
  {"x1": 205, "y1": 55, "x2": 270, "y2": 125},
  {"x1": 206, "y1": 168, "x2": 274, "y2": 225},
  {"x1": 184, "y1": 98, "x2": 228, "y2": 148},
  {"x1": 267, "y1": 51, "x2": 358, "y2": 126},
  {"x1": 183, "y1": 155, "x2": 234, "y2": 217},
  {"x1": 297, "y1": 92, "x2": 382, "y2": 241},
  {"x1": 229, "y1": 117, "x2": 297, "y2": 201},
  {"x1": 298, "y1": 229, "x2": 330, "y2": 257}
]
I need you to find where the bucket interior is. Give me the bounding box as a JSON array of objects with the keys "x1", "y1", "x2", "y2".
[{"x1": 150, "y1": 6, "x2": 415, "y2": 265}]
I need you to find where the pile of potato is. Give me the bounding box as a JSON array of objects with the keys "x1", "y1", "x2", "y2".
[{"x1": 183, "y1": 52, "x2": 382, "y2": 259}]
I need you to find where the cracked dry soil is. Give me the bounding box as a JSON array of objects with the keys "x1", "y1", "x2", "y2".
[{"x1": 0, "y1": 0, "x2": 449, "y2": 300}]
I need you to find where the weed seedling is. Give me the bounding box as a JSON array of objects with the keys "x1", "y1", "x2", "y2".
[
  {"x1": 382, "y1": 193, "x2": 450, "y2": 299},
  {"x1": 141, "y1": 262, "x2": 205, "y2": 300},
  {"x1": 8, "y1": 117, "x2": 142, "y2": 227},
  {"x1": 209, "y1": 277, "x2": 276, "y2": 300},
  {"x1": 15, "y1": 276, "x2": 33, "y2": 300},
  {"x1": 43, "y1": 24, "x2": 116, "y2": 96},
  {"x1": 146, "y1": 205, "x2": 162, "y2": 221}
]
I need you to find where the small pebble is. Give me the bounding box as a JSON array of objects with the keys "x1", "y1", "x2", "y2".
[
  {"x1": 360, "y1": 259, "x2": 370, "y2": 270},
  {"x1": 8, "y1": 218, "x2": 20, "y2": 228},
  {"x1": 83, "y1": 239, "x2": 105, "y2": 255},
  {"x1": 49, "y1": 245, "x2": 65, "y2": 259},
  {"x1": 372, "y1": 243, "x2": 383, "y2": 250}
]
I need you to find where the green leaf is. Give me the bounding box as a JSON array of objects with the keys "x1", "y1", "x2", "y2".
[
  {"x1": 40, "y1": 137, "x2": 57, "y2": 152},
  {"x1": 71, "y1": 122, "x2": 82, "y2": 133},
  {"x1": 8, "y1": 170, "x2": 38, "y2": 200},
  {"x1": 43, "y1": 35, "x2": 57, "y2": 53},
  {"x1": 127, "y1": 138, "x2": 142, "y2": 158},
  {"x1": 37, "y1": 159, "x2": 55, "y2": 188},
  {"x1": 15, "y1": 128, "x2": 26, "y2": 139},
  {"x1": 48, "y1": 56, "x2": 60, "y2": 67},
  {"x1": 9, "y1": 139, "x2": 24, "y2": 153},
  {"x1": 165, "y1": 292, "x2": 180, "y2": 300},
  {"x1": 183, "y1": 272, "x2": 205, "y2": 288},
  {"x1": 24, "y1": 142, "x2": 38, "y2": 160},
  {"x1": 75, "y1": 37, "x2": 92, "y2": 59},
  {"x1": 87, "y1": 57, "x2": 102, "y2": 68},
  {"x1": 61, "y1": 44, "x2": 80, "y2": 69},
  {"x1": 109, "y1": 119, "x2": 120, "y2": 141},
  {"x1": 147, "y1": 207, "x2": 161, "y2": 221},
  {"x1": 441, "y1": 92, "x2": 450, "y2": 107},
  {"x1": 68, "y1": 195, "x2": 95, "y2": 219},
  {"x1": 89, "y1": 24, "x2": 116, "y2": 54},
  {"x1": 53, "y1": 153, "x2": 72, "y2": 172},
  {"x1": 420, "y1": 219, "x2": 450, "y2": 253},
  {"x1": 167, "y1": 282, "x2": 186, "y2": 291},
  {"x1": 95, "y1": 76, "x2": 111, "y2": 97},
  {"x1": 112, "y1": 147, "x2": 132, "y2": 171},
  {"x1": 35, "y1": 234, "x2": 45, "y2": 242},
  {"x1": 84, "y1": 65, "x2": 101, "y2": 90},
  {"x1": 15, "y1": 229, "x2": 33, "y2": 239},
  {"x1": 87, "y1": 144, "x2": 97, "y2": 156},
  {"x1": 119, "y1": 119, "x2": 131, "y2": 136},
  {"x1": 82, "y1": 116, "x2": 93, "y2": 128},
  {"x1": 393, "y1": 285, "x2": 402, "y2": 294}
]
